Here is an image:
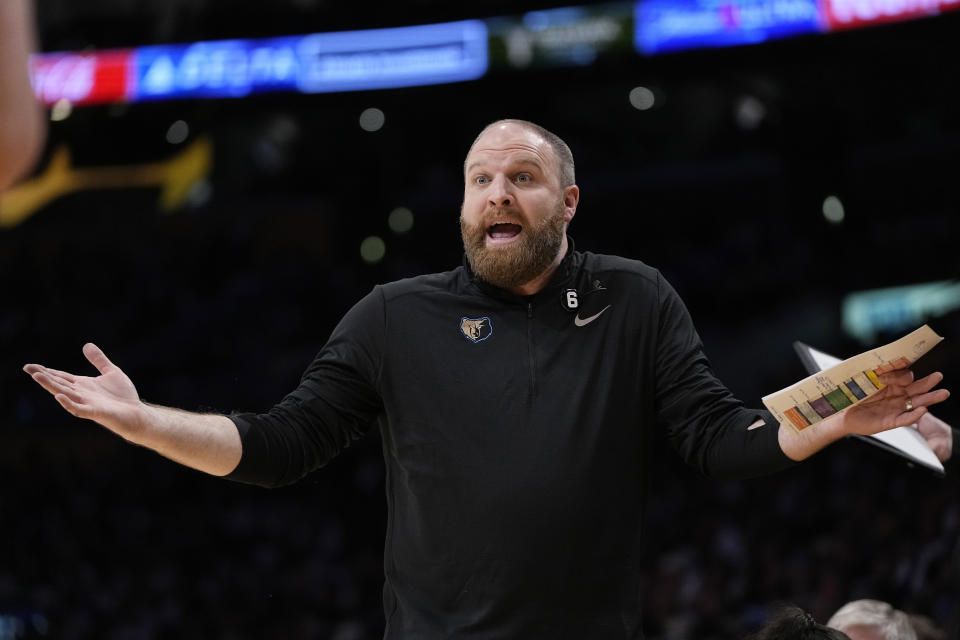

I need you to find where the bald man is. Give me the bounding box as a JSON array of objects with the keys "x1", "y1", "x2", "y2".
[{"x1": 25, "y1": 120, "x2": 951, "y2": 638}]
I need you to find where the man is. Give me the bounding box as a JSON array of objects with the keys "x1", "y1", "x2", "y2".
[
  {"x1": 827, "y1": 599, "x2": 918, "y2": 640},
  {"x1": 24, "y1": 120, "x2": 951, "y2": 638}
]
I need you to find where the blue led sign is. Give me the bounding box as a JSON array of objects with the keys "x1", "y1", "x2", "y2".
[
  {"x1": 133, "y1": 20, "x2": 488, "y2": 101},
  {"x1": 634, "y1": 0, "x2": 822, "y2": 55}
]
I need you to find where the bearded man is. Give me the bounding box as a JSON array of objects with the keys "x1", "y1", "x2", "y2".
[{"x1": 24, "y1": 120, "x2": 952, "y2": 639}]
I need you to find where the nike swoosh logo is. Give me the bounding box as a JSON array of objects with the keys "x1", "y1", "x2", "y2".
[{"x1": 574, "y1": 305, "x2": 612, "y2": 327}]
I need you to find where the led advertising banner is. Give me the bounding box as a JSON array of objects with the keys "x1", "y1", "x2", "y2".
[
  {"x1": 487, "y1": 4, "x2": 635, "y2": 69},
  {"x1": 31, "y1": 50, "x2": 134, "y2": 105},
  {"x1": 293, "y1": 20, "x2": 489, "y2": 93},
  {"x1": 634, "y1": 0, "x2": 822, "y2": 54},
  {"x1": 821, "y1": 0, "x2": 960, "y2": 30},
  {"x1": 134, "y1": 38, "x2": 296, "y2": 100},
  {"x1": 133, "y1": 20, "x2": 489, "y2": 100},
  {"x1": 28, "y1": 1, "x2": 959, "y2": 106},
  {"x1": 31, "y1": 20, "x2": 488, "y2": 105}
]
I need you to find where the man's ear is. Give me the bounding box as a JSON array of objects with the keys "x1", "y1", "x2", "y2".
[{"x1": 563, "y1": 185, "x2": 580, "y2": 224}]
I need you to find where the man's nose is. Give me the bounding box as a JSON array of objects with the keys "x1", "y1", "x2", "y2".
[{"x1": 487, "y1": 175, "x2": 512, "y2": 207}]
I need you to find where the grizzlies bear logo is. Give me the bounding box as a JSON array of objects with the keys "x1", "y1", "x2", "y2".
[{"x1": 459, "y1": 317, "x2": 493, "y2": 343}]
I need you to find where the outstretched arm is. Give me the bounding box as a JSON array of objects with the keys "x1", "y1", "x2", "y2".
[
  {"x1": 24, "y1": 343, "x2": 242, "y2": 476},
  {"x1": 778, "y1": 360, "x2": 950, "y2": 462}
]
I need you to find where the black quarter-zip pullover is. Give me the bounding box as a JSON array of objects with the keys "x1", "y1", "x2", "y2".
[{"x1": 228, "y1": 239, "x2": 793, "y2": 638}]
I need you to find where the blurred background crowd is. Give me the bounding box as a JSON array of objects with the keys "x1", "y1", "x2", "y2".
[{"x1": 2, "y1": 0, "x2": 959, "y2": 638}]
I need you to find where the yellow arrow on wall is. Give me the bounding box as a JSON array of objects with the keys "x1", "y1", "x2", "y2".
[{"x1": 0, "y1": 136, "x2": 213, "y2": 228}]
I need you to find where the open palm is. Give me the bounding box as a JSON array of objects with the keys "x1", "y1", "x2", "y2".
[
  {"x1": 24, "y1": 343, "x2": 144, "y2": 439},
  {"x1": 841, "y1": 366, "x2": 948, "y2": 437}
]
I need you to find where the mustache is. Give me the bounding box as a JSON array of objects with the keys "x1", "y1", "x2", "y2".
[{"x1": 479, "y1": 206, "x2": 524, "y2": 225}]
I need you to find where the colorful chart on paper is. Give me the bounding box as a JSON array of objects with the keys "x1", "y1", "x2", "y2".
[{"x1": 762, "y1": 325, "x2": 943, "y2": 433}]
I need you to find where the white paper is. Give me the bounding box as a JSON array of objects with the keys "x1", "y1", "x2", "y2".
[{"x1": 799, "y1": 344, "x2": 944, "y2": 473}]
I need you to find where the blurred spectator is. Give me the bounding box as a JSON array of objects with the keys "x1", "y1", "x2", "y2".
[
  {"x1": 747, "y1": 604, "x2": 852, "y2": 640},
  {"x1": 0, "y1": 0, "x2": 44, "y2": 190},
  {"x1": 827, "y1": 599, "x2": 917, "y2": 640}
]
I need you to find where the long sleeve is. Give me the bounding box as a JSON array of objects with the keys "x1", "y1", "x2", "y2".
[
  {"x1": 653, "y1": 273, "x2": 794, "y2": 479},
  {"x1": 226, "y1": 287, "x2": 385, "y2": 487}
]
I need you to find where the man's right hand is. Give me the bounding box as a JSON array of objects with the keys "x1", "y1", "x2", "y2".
[
  {"x1": 24, "y1": 343, "x2": 242, "y2": 476},
  {"x1": 24, "y1": 343, "x2": 146, "y2": 441}
]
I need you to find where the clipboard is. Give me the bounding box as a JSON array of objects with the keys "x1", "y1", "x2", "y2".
[{"x1": 793, "y1": 340, "x2": 945, "y2": 476}]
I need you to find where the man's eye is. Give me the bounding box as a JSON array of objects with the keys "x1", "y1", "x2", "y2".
[
  {"x1": 475, "y1": 176, "x2": 488, "y2": 185},
  {"x1": 515, "y1": 174, "x2": 530, "y2": 183}
]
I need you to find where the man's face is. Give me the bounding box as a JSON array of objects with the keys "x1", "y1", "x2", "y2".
[{"x1": 460, "y1": 123, "x2": 578, "y2": 291}]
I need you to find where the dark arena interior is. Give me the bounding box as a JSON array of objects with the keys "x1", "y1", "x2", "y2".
[{"x1": 2, "y1": 0, "x2": 960, "y2": 638}]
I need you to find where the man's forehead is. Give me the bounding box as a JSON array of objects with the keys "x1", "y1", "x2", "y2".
[{"x1": 467, "y1": 125, "x2": 552, "y2": 166}]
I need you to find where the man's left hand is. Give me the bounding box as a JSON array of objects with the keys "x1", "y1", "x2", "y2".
[
  {"x1": 779, "y1": 360, "x2": 951, "y2": 463},
  {"x1": 841, "y1": 358, "x2": 949, "y2": 438}
]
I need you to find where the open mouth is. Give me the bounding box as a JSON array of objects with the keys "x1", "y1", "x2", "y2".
[{"x1": 486, "y1": 222, "x2": 522, "y2": 243}]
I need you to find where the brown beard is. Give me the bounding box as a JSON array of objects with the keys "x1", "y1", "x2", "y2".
[{"x1": 460, "y1": 201, "x2": 566, "y2": 291}]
